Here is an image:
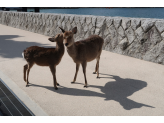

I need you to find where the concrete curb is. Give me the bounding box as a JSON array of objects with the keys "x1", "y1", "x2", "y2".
[{"x1": 0, "y1": 69, "x2": 48, "y2": 116}]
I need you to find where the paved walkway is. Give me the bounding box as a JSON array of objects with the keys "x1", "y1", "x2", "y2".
[{"x1": 0, "y1": 24, "x2": 164, "y2": 116}]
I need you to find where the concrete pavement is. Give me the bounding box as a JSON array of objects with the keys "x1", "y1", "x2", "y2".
[{"x1": 0, "y1": 24, "x2": 164, "y2": 115}]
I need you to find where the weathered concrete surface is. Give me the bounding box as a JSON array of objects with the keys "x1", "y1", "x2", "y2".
[{"x1": 0, "y1": 24, "x2": 164, "y2": 116}]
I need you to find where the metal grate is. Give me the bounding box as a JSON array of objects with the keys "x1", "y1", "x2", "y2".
[{"x1": 0, "y1": 79, "x2": 34, "y2": 116}]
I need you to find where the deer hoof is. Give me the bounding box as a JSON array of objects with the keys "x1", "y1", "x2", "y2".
[
  {"x1": 57, "y1": 83, "x2": 60, "y2": 86},
  {"x1": 71, "y1": 82, "x2": 75, "y2": 84},
  {"x1": 84, "y1": 85, "x2": 87, "y2": 88},
  {"x1": 93, "y1": 72, "x2": 96, "y2": 74},
  {"x1": 55, "y1": 87, "x2": 58, "y2": 90},
  {"x1": 97, "y1": 76, "x2": 100, "y2": 79}
]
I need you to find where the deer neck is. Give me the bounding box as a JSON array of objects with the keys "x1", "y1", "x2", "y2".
[
  {"x1": 56, "y1": 42, "x2": 65, "y2": 54},
  {"x1": 67, "y1": 43, "x2": 77, "y2": 58}
]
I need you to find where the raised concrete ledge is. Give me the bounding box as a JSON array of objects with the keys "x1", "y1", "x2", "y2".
[{"x1": 0, "y1": 69, "x2": 48, "y2": 116}]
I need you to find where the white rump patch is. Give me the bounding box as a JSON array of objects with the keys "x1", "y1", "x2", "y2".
[{"x1": 22, "y1": 52, "x2": 25, "y2": 59}]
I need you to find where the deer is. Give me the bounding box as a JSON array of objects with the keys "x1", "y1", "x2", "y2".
[
  {"x1": 59, "y1": 27, "x2": 104, "y2": 88},
  {"x1": 22, "y1": 33, "x2": 64, "y2": 90}
]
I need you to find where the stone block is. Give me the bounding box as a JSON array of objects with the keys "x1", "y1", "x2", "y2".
[
  {"x1": 156, "y1": 55, "x2": 164, "y2": 64},
  {"x1": 71, "y1": 21, "x2": 76, "y2": 29},
  {"x1": 113, "y1": 18, "x2": 122, "y2": 29},
  {"x1": 108, "y1": 24, "x2": 119, "y2": 49},
  {"x1": 122, "y1": 18, "x2": 131, "y2": 30},
  {"x1": 60, "y1": 15, "x2": 65, "y2": 23},
  {"x1": 161, "y1": 32, "x2": 164, "y2": 40},
  {"x1": 117, "y1": 26, "x2": 125, "y2": 39},
  {"x1": 61, "y1": 21, "x2": 66, "y2": 29},
  {"x1": 146, "y1": 26, "x2": 162, "y2": 48},
  {"x1": 143, "y1": 40, "x2": 164, "y2": 63},
  {"x1": 113, "y1": 37, "x2": 129, "y2": 55},
  {"x1": 69, "y1": 15, "x2": 75, "y2": 24},
  {"x1": 90, "y1": 27, "x2": 96, "y2": 35},
  {"x1": 88, "y1": 23, "x2": 93, "y2": 30},
  {"x1": 84, "y1": 30, "x2": 91, "y2": 39},
  {"x1": 104, "y1": 27, "x2": 109, "y2": 37},
  {"x1": 57, "y1": 19, "x2": 62, "y2": 28},
  {"x1": 124, "y1": 39, "x2": 143, "y2": 59},
  {"x1": 155, "y1": 20, "x2": 164, "y2": 33},
  {"x1": 80, "y1": 16, "x2": 86, "y2": 24},
  {"x1": 141, "y1": 19, "x2": 155, "y2": 32},
  {"x1": 66, "y1": 21, "x2": 72, "y2": 31},
  {"x1": 55, "y1": 14, "x2": 60, "y2": 21},
  {"x1": 83, "y1": 23, "x2": 88, "y2": 33},
  {"x1": 91, "y1": 16, "x2": 97, "y2": 26},
  {"x1": 119, "y1": 37, "x2": 129, "y2": 50},
  {"x1": 80, "y1": 30, "x2": 85, "y2": 38},
  {"x1": 103, "y1": 35, "x2": 113, "y2": 51},
  {"x1": 52, "y1": 14, "x2": 57, "y2": 20},
  {"x1": 95, "y1": 28, "x2": 100, "y2": 35},
  {"x1": 105, "y1": 17, "x2": 113, "y2": 28},
  {"x1": 96, "y1": 16, "x2": 106, "y2": 28},
  {"x1": 76, "y1": 22, "x2": 81, "y2": 30},
  {"x1": 64, "y1": 15, "x2": 69, "y2": 23},
  {"x1": 74, "y1": 16, "x2": 80, "y2": 24},
  {"x1": 125, "y1": 26, "x2": 135, "y2": 44},
  {"x1": 135, "y1": 26, "x2": 146, "y2": 43},
  {"x1": 137, "y1": 26, "x2": 162, "y2": 57},
  {"x1": 99, "y1": 22, "x2": 107, "y2": 38},
  {"x1": 49, "y1": 18, "x2": 53, "y2": 27},
  {"x1": 86, "y1": 16, "x2": 92, "y2": 25}
]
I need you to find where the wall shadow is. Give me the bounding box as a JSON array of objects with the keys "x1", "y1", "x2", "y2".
[
  {"x1": 0, "y1": 35, "x2": 50, "y2": 59},
  {"x1": 29, "y1": 74, "x2": 154, "y2": 110}
]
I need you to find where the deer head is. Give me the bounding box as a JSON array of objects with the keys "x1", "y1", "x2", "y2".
[
  {"x1": 48, "y1": 33, "x2": 63, "y2": 43},
  {"x1": 59, "y1": 27, "x2": 77, "y2": 47}
]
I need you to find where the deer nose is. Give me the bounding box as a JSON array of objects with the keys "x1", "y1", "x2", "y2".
[{"x1": 65, "y1": 43, "x2": 68, "y2": 46}]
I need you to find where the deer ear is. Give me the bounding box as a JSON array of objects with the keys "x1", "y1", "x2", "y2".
[
  {"x1": 48, "y1": 38, "x2": 55, "y2": 42},
  {"x1": 72, "y1": 27, "x2": 77, "y2": 34},
  {"x1": 57, "y1": 34, "x2": 60, "y2": 38},
  {"x1": 59, "y1": 27, "x2": 65, "y2": 33}
]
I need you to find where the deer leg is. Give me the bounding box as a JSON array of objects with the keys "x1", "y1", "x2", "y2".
[
  {"x1": 26, "y1": 63, "x2": 34, "y2": 87},
  {"x1": 81, "y1": 62, "x2": 88, "y2": 88},
  {"x1": 49, "y1": 65, "x2": 58, "y2": 90},
  {"x1": 71, "y1": 63, "x2": 80, "y2": 83},
  {"x1": 23, "y1": 64, "x2": 28, "y2": 82},
  {"x1": 96, "y1": 52, "x2": 101, "y2": 78},
  {"x1": 93, "y1": 61, "x2": 98, "y2": 74},
  {"x1": 96, "y1": 58, "x2": 100, "y2": 78}
]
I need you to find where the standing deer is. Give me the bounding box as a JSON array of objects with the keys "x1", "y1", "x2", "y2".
[
  {"x1": 22, "y1": 33, "x2": 64, "y2": 90},
  {"x1": 59, "y1": 27, "x2": 104, "y2": 87}
]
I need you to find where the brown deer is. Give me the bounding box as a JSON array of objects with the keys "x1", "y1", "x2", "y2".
[
  {"x1": 59, "y1": 27, "x2": 104, "y2": 88},
  {"x1": 22, "y1": 33, "x2": 64, "y2": 90}
]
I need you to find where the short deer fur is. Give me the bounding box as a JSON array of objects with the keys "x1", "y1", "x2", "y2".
[
  {"x1": 22, "y1": 33, "x2": 64, "y2": 90},
  {"x1": 59, "y1": 27, "x2": 104, "y2": 87}
]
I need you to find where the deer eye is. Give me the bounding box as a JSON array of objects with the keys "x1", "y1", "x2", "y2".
[
  {"x1": 68, "y1": 36, "x2": 72, "y2": 39},
  {"x1": 64, "y1": 36, "x2": 69, "y2": 39}
]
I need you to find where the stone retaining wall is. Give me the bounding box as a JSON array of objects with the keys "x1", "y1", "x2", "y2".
[{"x1": 1, "y1": 11, "x2": 164, "y2": 65}]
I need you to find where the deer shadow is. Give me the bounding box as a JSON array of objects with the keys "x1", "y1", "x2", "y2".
[
  {"x1": 29, "y1": 74, "x2": 154, "y2": 110},
  {"x1": 0, "y1": 35, "x2": 49, "y2": 59},
  {"x1": 90, "y1": 74, "x2": 154, "y2": 110}
]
